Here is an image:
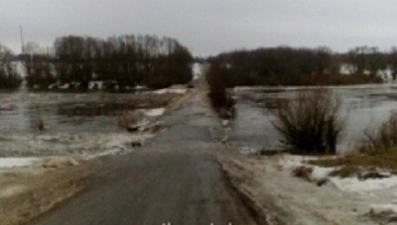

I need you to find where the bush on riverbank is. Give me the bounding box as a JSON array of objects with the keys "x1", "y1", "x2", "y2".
[
  {"x1": 0, "y1": 71, "x2": 22, "y2": 90},
  {"x1": 362, "y1": 112, "x2": 397, "y2": 152},
  {"x1": 271, "y1": 89, "x2": 344, "y2": 154},
  {"x1": 0, "y1": 45, "x2": 22, "y2": 89},
  {"x1": 24, "y1": 54, "x2": 56, "y2": 89},
  {"x1": 298, "y1": 101, "x2": 397, "y2": 176},
  {"x1": 206, "y1": 64, "x2": 235, "y2": 118}
]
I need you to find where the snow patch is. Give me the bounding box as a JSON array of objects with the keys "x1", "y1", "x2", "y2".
[
  {"x1": 0, "y1": 158, "x2": 41, "y2": 169},
  {"x1": 59, "y1": 83, "x2": 70, "y2": 89},
  {"x1": 311, "y1": 166, "x2": 334, "y2": 182},
  {"x1": 278, "y1": 154, "x2": 318, "y2": 170},
  {"x1": 0, "y1": 132, "x2": 155, "y2": 159},
  {"x1": 88, "y1": 81, "x2": 104, "y2": 89},
  {"x1": 83, "y1": 149, "x2": 122, "y2": 160},
  {"x1": 153, "y1": 88, "x2": 186, "y2": 95},
  {"x1": 330, "y1": 176, "x2": 397, "y2": 193},
  {"x1": 0, "y1": 185, "x2": 26, "y2": 198},
  {"x1": 144, "y1": 108, "x2": 165, "y2": 117},
  {"x1": 240, "y1": 146, "x2": 258, "y2": 154},
  {"x1": 277, "y1": 154, "x2": 397, "y2": 193},
  {"x1": 222, "y1": 120, "x2": 230, "y2": 127}
]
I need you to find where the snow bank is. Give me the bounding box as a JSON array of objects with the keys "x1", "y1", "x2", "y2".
[
  {"x1": 0, "y1": 158, "x2": 41, "y2": 169},
  {"x1": 311, "y1": 166, "x2": 334, "y2": 181},
  {"x1": 330, "y1": 176, "x2": 397, "y2": 193}
]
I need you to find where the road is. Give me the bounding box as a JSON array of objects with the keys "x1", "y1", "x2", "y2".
[{"x1": 28, "y1": 92, "x2": 258, "y2": 225}]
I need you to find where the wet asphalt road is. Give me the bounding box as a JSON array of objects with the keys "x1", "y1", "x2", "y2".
[{"x1": 28, "y1": 93, "x2": 258, "y2": 225}]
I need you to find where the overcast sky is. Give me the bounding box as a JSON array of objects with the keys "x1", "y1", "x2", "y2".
[{"x1": 2, "y1": 0, "x2": 397, "y2": 56}]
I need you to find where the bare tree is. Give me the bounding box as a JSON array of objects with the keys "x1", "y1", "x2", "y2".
[
  {"x1": 0, "y1": 44, "x2": 21, "y2": 89},
  {"x1": 389, "y1": 47, "x2": 397, "y2": 80}
]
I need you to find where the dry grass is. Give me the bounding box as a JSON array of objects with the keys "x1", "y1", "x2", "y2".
[
  {"x1": 309, "y1": 150, "x2": 397, "y2": 177},
  {"x1": 366, "y1": 207, "x2": 397, "y2": 224},
  {"x1": 292, "y1": 166, "x2": 313, "y2": 181},
  {"x1": 307, "y1": 112, "x2": 397, "y2": 177},
  {"x1": 0, "y1": 162, "x2": 91, "y2": 225},
  {"x1": 362, "y1": 112, "x2": 397, "y2": 152},
  {"x1": 329, "y1": 165, "x2": 361, "y2": 178},
  {"x1": 118, "y1": 111, "x2": 144, "y2": 129}
]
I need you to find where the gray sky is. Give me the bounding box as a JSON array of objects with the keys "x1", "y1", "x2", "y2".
[{"x1": 2, "y1": 0, "x2": 397, "y2": 56}]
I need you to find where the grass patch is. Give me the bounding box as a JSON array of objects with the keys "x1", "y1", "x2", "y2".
[
  {"x1": 310, "y1": 151, "x2": 397, "y2": 170},
  {"x1": 362, "y1": 112, "x2": 397, "y2": 152},
  {"x1": 309, "y1": 150, "x2": 397, "y2": 177},
  {"x1": 329, "y1": 165, "x2": 361, "y2": 178}
]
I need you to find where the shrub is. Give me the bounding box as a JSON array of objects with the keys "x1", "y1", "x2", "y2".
[
  {"x1": 363, "y1": 112, "x2": 397, "y2": 151},
  {"x1": 206, "y1": 65, "x2": 235, "y2": 119},
  {"x1": 271, "y1": 89, "x2": 344, "y2": 154},
  {"x1": 292, "y1": 166, "x2": 313, "y2": 181}
]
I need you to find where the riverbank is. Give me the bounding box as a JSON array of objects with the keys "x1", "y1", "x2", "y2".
[
  {"x1": 219, "y1": 148, "x2": 397, "y2": 225},
  {"x1": 0, "y1": 159, "x2": 90, "y2": 225}
]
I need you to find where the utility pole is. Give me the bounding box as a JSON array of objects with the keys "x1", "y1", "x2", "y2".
[{"x1": 19, "y1": 25, "x2": 25, "y2": 54}]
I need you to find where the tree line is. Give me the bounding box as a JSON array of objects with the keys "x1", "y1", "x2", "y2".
[
  {"x1": 207, "y1": 46, "x2": 397, "y2": 89},
  {"x1": 205, "y1": 46, "x2": 397, "y2": 116},
  {"x1": 3, "y1": 43, "x2": 397, "y2": 90},
  {"x1": 9, "y1": 34, "x2": 193, "y2": 90}
]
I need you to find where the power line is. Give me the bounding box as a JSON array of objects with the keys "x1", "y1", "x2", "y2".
[{"x1": 19, "y1": 25, "x2": 25, "y2": 54}]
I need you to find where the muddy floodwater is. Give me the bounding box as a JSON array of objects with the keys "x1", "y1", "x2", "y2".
[
  {"x1": 231, "y1": 84, "x2": 397, "y2": 153},
  {"x1": 0, "y1": 90, "x2": 171, "y2": 157}
]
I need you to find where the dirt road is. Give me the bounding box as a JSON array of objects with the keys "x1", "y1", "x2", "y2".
[{"x1": 28, "y1": 93, "x2": 258, "y2": 225}]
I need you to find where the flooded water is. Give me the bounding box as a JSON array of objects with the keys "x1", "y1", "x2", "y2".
[
  {"x1": 0, "y1": 91, "x2": 154, "y2": 133},
  {"x1": 231, "y1": 84, "x2": 397, "y2": 153},
  {"x1": 0, "y1": 89, "x2": 172, "y2": 157}
]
